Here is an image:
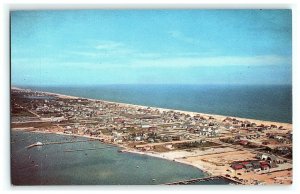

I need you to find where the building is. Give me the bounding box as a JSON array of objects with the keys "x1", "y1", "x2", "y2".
[
  {"x1": 239, "y1": 140, "x2": 249, "y2": 146},
  {"x1": 231, "y1": 163, "x2": 244, "y2": 170},
  {"x1": 243, "y1": 162, "x2": 253, "y2": 170},
  {"x1": 260, "y1": 161, "x2": 270, "y2": 170},
  {"x1": 251, "y1": 161, "x2": 261, "y2": 169}
]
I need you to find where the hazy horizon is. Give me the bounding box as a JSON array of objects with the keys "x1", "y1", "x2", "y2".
[{"x1": 12, "y1": 83, "x2": 293, "y2": 88}]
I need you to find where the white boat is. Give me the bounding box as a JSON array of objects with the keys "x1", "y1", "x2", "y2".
[{"x1": 26, "y1": 142, "x2": 43, "y2": 149}]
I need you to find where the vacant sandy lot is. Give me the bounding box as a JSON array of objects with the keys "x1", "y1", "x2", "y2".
[
  {"x1": 184, "y1": 150, "x2": 256, "y2": 165},
  {"x1": 235, "y1": 168, "x2": 292, "y2": 185},
  {"x1": 160, "y1": 147, "x2": 238, "y2": 159}
]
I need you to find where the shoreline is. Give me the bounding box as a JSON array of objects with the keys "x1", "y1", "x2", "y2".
[
  {"x1": 12, "y1": 86, "x2": 292, "y2": 128},
  {"x1": 11, "y1": 87, "x2": 293, "y2": 185},
  {"x1": 11, "y1": 128, "x2": 122, "y2": 148},
  {"x1": 12, "y1": 128, "x2": 213, "y2": 179},
  {"x1": 121, "y1": 149, "x2": 213, "y2": 176}
]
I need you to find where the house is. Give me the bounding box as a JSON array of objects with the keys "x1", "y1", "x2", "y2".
[
  {"x1": 260, "y1": 161, "x2": 270, "y2": 170},
  {"x1": 233, "y1": 121, "x2": 239, "y2": 125},
  {"x1": 50, "y1": 116, "x2": 65, "y2": 122},
  {"x1": 135, "y1": 136, "x2": 142, "y2": 141},
  {"x1": 261, "y1": 164, "x2": 270, "y2": 170},
  {"x1": 274, "y1": 135, "x2": 284, "y2": 142},
  {"x1": 90, "y1": 131, "x2": 101, "y2": 136},
  {"x1": 114, "y1": 139, "x2": 123, "y2": 143},
  {"x1": 114, "y1": 118, "x2": 125, "y2": 123},
  {"x1": 256, "y1": 153, "x2": 282, "y2": 166},
  {"x1": 148, "y1": 126, "x2": 157, "y2": 131},
  {"x1": 287, "y1": 131, "x2": 292, "y2": 140},
  {"x1": 231, "y1": 163, "x2": 244, "y2": 170},
  {"x1": 244, "y1": 163, "x2": 253, "y2": 170},
  {"x1": 172, "y1": 135, "x2": 182, "y2": 141},
  {"x1": 188, "y1": 128, "x2": 195, "y2": 133},
  {"x1": 275, "y1": 146, "x2": 291, "y2": 156},
  {"x1": 266, "y1": 155, "x2": 277, "y2": 163},
  {"x1": 141, "y1": 124, "x2": 151, "y2": 129},
  {"x1": 251, "y1": 161, "x2": 261, "y2": 169},
  {"x1": 257, "y1": 153, "x2": 270, "y2": 160},
  {"x1": 239, "y1": 140, "x2": 248, "y2": 146},
  {"x1": 251, "y1": 123, "x2": 257, "y2": 127},
  {"x1": 262, "y1": 141, "x2": 269, "y2": 145},
  {"x1": 241, "y1": 120, "x2": 251, "y2": 127},
  {"x1": 270, "y1": 124, "x2": 278, "y2": 128},
  {"x1": 275, "y1": 158, "x2": 285, "y2": 164}
]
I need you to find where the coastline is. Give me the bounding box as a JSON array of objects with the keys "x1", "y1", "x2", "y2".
[
  {"x1": 11, "y1": 128, "x2": 212, "y2": 178},
  {"x1": 121, "y1": 149, "x2": 213, "y2": 176},
  {"x1": 11, "y1": 87, "x2": 293, "y2": 184},
  {"x1": 12, "y1": 86, "x2": 292, "y2": 129}
]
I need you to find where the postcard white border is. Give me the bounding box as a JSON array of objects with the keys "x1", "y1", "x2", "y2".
[{"x1": 1, "y1": 1, "x2": 299, "y2": 194}]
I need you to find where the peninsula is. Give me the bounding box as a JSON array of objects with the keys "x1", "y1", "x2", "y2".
[{"x1": 11, "y1": 87, "x2": 293, "y2": 185}]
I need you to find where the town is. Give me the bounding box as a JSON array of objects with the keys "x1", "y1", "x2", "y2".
[{"x1": 11, "y1": 88, "x2": 293, "y2": 185}]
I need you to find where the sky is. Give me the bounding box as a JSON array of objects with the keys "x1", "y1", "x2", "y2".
[{"x1": 11, "y1": 10, "x2": 292, "y2": 86}]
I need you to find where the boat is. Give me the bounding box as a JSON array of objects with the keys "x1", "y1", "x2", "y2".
[{"x1": 26, "y1": 141, "x2": 43, "y2": 149}]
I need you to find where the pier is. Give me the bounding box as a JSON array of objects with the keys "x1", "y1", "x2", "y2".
[
  {"x1": 25, "y1": 139, "x2": 98, "y2": 149},
  {"x1": 164, "y1": 176, "x2": 242, "y2": 185}
]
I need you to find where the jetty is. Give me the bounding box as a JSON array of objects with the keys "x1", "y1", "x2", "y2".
[
  {"x1": 164, "y1": 176, "x2": 241, "y2": 185},
  {"x1": 26, "y1": 139, "x2": 97, "y2": 149}
]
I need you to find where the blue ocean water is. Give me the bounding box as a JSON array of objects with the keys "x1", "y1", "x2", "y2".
[{"x1": 21, "y1": 84, "x2": 292, "y2": 123}]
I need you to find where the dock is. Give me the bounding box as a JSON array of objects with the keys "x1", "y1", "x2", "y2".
[
  {"x1": 164, "y1": 176, "x2": 242, "y2": 185},
  {"x1": 26, "y1": 139, "x2": 98, "y2": 149}
]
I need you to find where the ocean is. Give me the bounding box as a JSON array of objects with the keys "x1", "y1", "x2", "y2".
[
  {"x1": 21, "y1": 84, "x2": 292, "y2": 123},
  {"x1": 11, "y1": 130, "x2": 236, "y2": 185}
]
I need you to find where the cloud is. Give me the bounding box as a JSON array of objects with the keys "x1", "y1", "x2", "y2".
[
  {"x1": 95, "y1": 41, "x2": 135, "y2": 55},
  {"x1": 13, "y1": 54, "x2": 290, "y2": 72},
  {"x1": 68, "y1": 40, "x2": 172, "y2": 59},
  {"x1": 13, "y1": 37, "x2": 290, "y2": 72},
  {"x1": 67, "y1": 39, "x2": 208, "y2": 60},
  {"x1": 95, "y1": 41, "x2": 124, "y2": 50},
  {"x1": 128, "y1": 55, "x2": 291, "y2": 68},
  {"x1": 61, "y1": 54, "x2": 291, "y2": 70},
  {"x1": 67, "y1": 51, "x2": 99, "y2": 57},
  {"x1": 168, "y1": 30, "x2": 197, "y2": 44},
  {"x1": 67, "y1": 41, "x2": 135, "y2": 57}
]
